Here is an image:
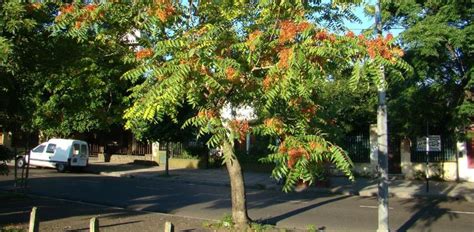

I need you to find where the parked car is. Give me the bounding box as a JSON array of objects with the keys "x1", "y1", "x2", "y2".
[{"x1": 16, "y1": 139, "x2": 89, "y2": 172}]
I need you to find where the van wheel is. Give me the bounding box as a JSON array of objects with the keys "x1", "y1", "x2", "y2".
[
  {"x1": 56, "y1": 163, "x2": 67, "y2": 173},
  {"x1": 16, "y1": 157, "x2": 25, "y2": 169}
]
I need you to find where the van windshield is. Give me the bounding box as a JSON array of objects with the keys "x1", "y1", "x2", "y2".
[{"x1": 32, "y1": 145, "x2": 45, "y2": 153}]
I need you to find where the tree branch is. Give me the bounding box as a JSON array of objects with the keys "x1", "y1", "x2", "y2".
[{"x1": 251, "y1": 65, "x2": 274, "y2": 72}]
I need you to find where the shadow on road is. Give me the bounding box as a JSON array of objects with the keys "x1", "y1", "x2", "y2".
[
  {"x1": 397, "y1": 183, "x2": 460, "y2": 231},
  {"x1": 257, "y1": 195, "x2": 351, "y2": 226}
]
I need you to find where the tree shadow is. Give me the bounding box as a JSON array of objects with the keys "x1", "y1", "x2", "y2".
[
  {"x1": 396, "y1": 182, "x2": 461, "y2": 232},
  {"x1": 0, "y1": 168, "x2": 356, "y2": 231},
  {"x1": 256, "y1": 195, "x2": 350, "y2": 226},
  {"x1": 0, "y1": 193, "x2": 146, "y2": 226},
  {"x1": 397, "y1": 198, "x2": 460, "y2": 232},
  {"x1": 85, "y1": 163, "x2": 157, "y2": 174}
]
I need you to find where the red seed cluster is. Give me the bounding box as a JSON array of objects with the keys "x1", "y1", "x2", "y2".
[
  {"x1": 279, "y1": 20, "x2": 311, "y2": 44},
  {"x1": 197, "y1": 110, "x2": 218, "y2": 119},
  {"x1": 360, "y1": 33, "x2": 404, "y2": 60},
  {"x1": 277, "y1": 48, "x2": 293, "y2": 69},
  {"x1": 135, "y1": 48, "x2": 154, "y2": 60},
  {"x1": 287, "y1": 147, "x2": 309, "y2": 168},
  {"x1": 264, "y1": 117, "x2": 284, "y2": 134},
  {"x1": 229, "y1": 120, "x2": 250, "y2": 141}
]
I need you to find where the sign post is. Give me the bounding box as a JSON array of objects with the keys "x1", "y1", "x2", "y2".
[
  {"x1": 416, "y1": 133, "x2": 441, "y2": 193},
  {"x1": 425, "y1": 135, "x2": 429, "y2": 192}
]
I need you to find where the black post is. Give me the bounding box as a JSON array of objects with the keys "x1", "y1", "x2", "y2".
[
  {"x1": 24, "y1": 134, "x2": 30, "y2": 189},
  {"x1": 14, "y1": 151, "x2": 17, "y2": 190},
  {"x1": 165, "y1": 142, "x2": 170, "y2": 176},
  {"x1": 20, "y1": 150, "x2": 25, "y2": 189}
]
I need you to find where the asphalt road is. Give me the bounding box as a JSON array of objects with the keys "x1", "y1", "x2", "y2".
[{"x1": 1, "y1": 168, "x2": 473, "y2": 231}]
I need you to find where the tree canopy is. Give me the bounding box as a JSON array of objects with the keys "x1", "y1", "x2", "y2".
[
  {"x1": 0, "y1": 2, "x2": 132, "y2": 138},
  {"x1": 24, "y1": 0, "x2": 409, "y2": 227},
  {"x1": 382, "y1": 0, "x2": 473, "y2": 137},
  {"x1": 57, "y1": 2, "x2": 404, "y2": 172}
]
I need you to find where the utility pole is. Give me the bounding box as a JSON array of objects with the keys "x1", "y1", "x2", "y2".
[{"x1": 375, "y1": 0, "x2": 389, "y2": 232}]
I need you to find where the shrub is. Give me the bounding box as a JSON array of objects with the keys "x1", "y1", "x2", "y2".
[{"x1": 0, "y1": 145, "x2": 14, "y2": 175}]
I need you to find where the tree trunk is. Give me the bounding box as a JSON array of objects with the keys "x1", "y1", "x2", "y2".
[{"x1": 222, "y1": 140, "x2": 250, "y2": 229}]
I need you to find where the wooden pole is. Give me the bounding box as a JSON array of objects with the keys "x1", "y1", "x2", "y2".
[
  {"x1": 28, "y1": 207, "x2": 39, "y2": 232},
  {"x1": 90, "y1": 217, "x2": 99, "y2": 232},
  {"x1": 164, "y1": 221, "x2": 174, "y2": 232}
]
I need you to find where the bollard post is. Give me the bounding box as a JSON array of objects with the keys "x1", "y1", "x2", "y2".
[
  {"x1": 28, "y1": 207, "x2": 39, "y2": 232},
  {"x1": 14, "y1": 157, "x2": 17, "y2": 190},
  {"x1": 90, "y1": 217, "x2": 99, "y2": 232},
  {"x1": 164, "y1": 221, "x2": 174, "y2": 232}
]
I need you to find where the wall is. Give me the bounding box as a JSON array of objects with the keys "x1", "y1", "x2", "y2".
[
  {"x1": 405, "y1": 162, "x2": 458, "y2": 181},
  {"x1": 97, "y1": 153, "x2": 154, "y2": 164},
  {"x1": 400, "y1": 140, "x2": 473, "y2": 182},
  {"x1": 364, "y1": 130, "x2": 473, "y2": 182},
  {"x1": 457, "y1": 142, "x2": 474, "y2": 182},
  {"x1": 168, "y1": 158, "x2": 201, "y2": 169}
]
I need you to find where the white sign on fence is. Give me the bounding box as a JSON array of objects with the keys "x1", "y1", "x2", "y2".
[{"x1": 416, "y1": 135, "x2": 441, "y2": 152}]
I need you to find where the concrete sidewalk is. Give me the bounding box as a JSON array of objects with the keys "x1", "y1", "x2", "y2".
[{"x1": 86, "y1": 159, "x2": 474, "y2": 202}]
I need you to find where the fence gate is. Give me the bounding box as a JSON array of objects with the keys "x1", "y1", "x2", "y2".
[
  {"x1": 342, "y1": 134, "x2": 370, "y2": 163},
  {"x1": 410, "y1": 135, "x2": 456, "y2": 163},
  {"x1": 388, "y1": 136, "x2": 401, "y2": 174}
]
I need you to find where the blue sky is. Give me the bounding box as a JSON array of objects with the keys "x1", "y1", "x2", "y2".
[
  {"x1": 343, "y1": 2, "x2": 404, "y2": 37},
  {"x1": 345, "y1": 5, "x2": 373, "y2": 33}
]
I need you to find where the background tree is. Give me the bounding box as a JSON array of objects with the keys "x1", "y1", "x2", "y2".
[
  {"x1": 0, "y1": 2, "x2": 38, "y2": 134},
  {"x1": 0, "y1": 2, "x2": 132, "y2": 139},
  {"x1": 0, "y1": 145, "x2": 14, "y2": 175},
  {"x1": 129, "y1": 104, "x2": 198, "y2": 175},
  {"x1": 52, "y1": 1, "x2": 409, "y2": 228},
  {"x1": 381, "y1": 0, "x2": 473, "y2": 137}
]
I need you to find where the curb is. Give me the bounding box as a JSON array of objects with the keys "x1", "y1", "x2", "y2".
[{"x1": 357, "y1": 190, "x2": 473, "y2": 202}]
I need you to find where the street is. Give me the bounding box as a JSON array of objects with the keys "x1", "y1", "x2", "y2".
[{"x1": 1, "y1": 168, "x2": 473, "y2": 231}]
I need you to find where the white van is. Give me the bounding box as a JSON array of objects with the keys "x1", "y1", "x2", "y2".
[{"x1": 17, "y1": 139, "x2": 89, "y2": 172}]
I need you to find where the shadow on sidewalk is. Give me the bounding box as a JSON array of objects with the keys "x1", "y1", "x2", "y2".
[{"x1": 86, "y1": 163, "x2": 158, "y2": 174}]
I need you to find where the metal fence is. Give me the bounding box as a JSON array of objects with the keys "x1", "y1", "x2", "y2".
[
  {"x1": 89, "y1": 142, "x2": 152, "y2": 156},
  {"x1": 342, "y1": 134, "x2": 370, "y2": 163},
  {"x1": 410, "y1": 136, "x2": 456, "y2": 162}
]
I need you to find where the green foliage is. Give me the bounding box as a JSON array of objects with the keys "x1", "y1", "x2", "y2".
[
  {"x1": 51, "y1": 2, "x2": 409, "y2": 193},
  {"x1": 382, "y1": 0, "x2": 473, "y2": 137},
  {"x1": 0, "y1": 145, "x2": 14, "y2": 175},
  {"x1": 173, "y1": 149, "x2": 199, "y2": 159},
  {"x1": 1, "y1": 2, "x2": 132, "y2": 137},
  {"x1": 260, "y1": 134, "x2": 354, "y2": 192},
  {"x1": 0, "y1": 227, "x2": 25, "y2": 232},
  {"x1": 307, "y1": 224, "x2": 317, "y2": 232},
  {"x1": 249, "y1": 222, "x2": 276, "y2": 232},
  {"x1": 217, "y1": 213, "x2": 234, "y2": 229}
]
